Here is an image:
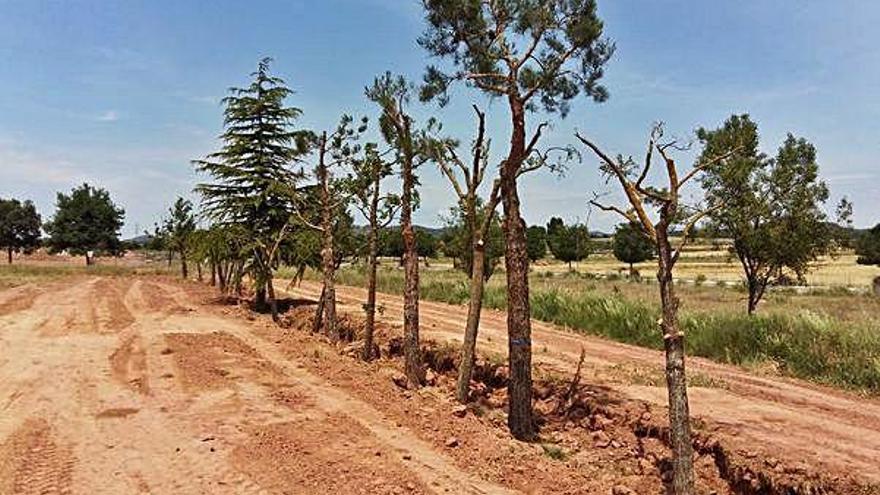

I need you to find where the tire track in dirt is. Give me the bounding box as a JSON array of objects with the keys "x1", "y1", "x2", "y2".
[
  {"x1": 0, "y1": 284, "x2": 41, "y2": 316},
  {"x1": 0, "y1": 418, "x2": 75, "y2": 495},
  {"x1": 285, "y1": 279, "x2": 880, "y2": 484},
  {"x1": 144, "y1": 280, "x2": 513, "y2": 495}
]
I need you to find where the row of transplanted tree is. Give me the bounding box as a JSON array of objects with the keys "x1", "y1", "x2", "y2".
[
  {"x1": 0, "y1": 184, "x2": 125, "y2": 265},
  {"x1": 30, "y1": 2, "x2": 864, "y2": 494}
]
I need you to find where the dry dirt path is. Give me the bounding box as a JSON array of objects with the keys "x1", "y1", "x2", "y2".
[
  {"x1": 285, "y1": 279, "x2": 880, "y2": 484},
  {"x1": 0, "y1": 277, "x2": 512, "y2": 494}
]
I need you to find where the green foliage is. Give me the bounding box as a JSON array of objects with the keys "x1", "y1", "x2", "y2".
[
  {"x1": 442, "y1": 201, "x2": 504, "y2": 278},
  {"x1": 856, "y1": 224, "x2": 880, "y2": 266},
  {"x1": 546, "y1": 217, "x2": 591, "y2": 266},
  {"x1": 612, "y1": 222, "x2": 654, "y2": 268},
  {"x1": 344, "y1": 142, "x2": 400, "y2": 249},
  {"x1": 0, "y1": 198, "x2": 42, "y2": 262},
  {"x1": 378, "y1": 227, "x2": 405, "y2": 259},
  {"x1": 162, "y1": 197, "x2": 196, "y2": 259},
  {"x1": 699, "y1": 114, "x2": 832, "y2": 311},
  {"x1": 418, "y1": 0, "x2": 615, "y2": 115},
  {"x1": 525, "y1": 226, "x2": 547, "y2": 262},
  {"x1": 415, "y1": 229, "x2": 439, "y2": 259},
  {"x1": 284, "y1": 185, "x2": 357, "y2": 270},
  {"x1": 318, "y1": 265, "x2": 880, "y2": 393},
  {"x1": 194, "y1": 57, "x2": 307, "y2": 230},
  {"x1": 193, "y1": 58, "x2": 309, "y2": 300},
  {"x1": 44, "y1": 183, "x2": 125, "y2": 259}
]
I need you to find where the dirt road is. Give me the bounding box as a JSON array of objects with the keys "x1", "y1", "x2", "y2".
[
  {"x1": 0, "y1": 277, "x2": 510, "y2": 494},
  {"x1": 286, "y1": 280, "x2": 880, "y2": 485}
]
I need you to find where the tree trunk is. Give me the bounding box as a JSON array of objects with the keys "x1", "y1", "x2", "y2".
[
  {"x1": 362, "y1": 175, "x2": 381, "y2": 362},
  {"x1": 217, "y1": 263, "x2": 226, "y2": 293},
  {"x1": 502, "y1": 97, "x2": 535, "y2": 440},
  {"x1": 656, "y1": 230, "x2": 695, "y2": 494},
  {"x1": 7, "y1": 247, "x2": 12, "y2": 265},
  {"x1": 747, "y1": 288, "x2": 759, "y2": 315},
  {"x1": 196, "y1": 262, "x2": 203, "y2": 282},
  {"x1": 401, "y1": 144, "x2": 423, "y2": 388},
  {"x1": 255, "y1": 286, "x2": 267, "y2": 309},
  {"x1": 313, "y1": 285, "x2": 326, "y2": 334},
  {"x1": 267, "y1": 275, "x2": 279, "y2": 323},
  {"x1": 181, "y1": 254, "x2": 189, "y2": 279},
  {"x1": 85, "y1": 252, "x2": 93, "y2": 266},
  {"x1": 455, "y1": 239, "x2": 487, "y2": 403},
  {"x1": 317, "y1": 136, "x2": 339, "y2": 341}
]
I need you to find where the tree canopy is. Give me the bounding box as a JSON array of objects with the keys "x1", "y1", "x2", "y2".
[
  {"x1": 162, "y1": 197, "x2": 197, "y2": 277},
  {"x1": 0, "y1": 198, "x2": 42, "y2": 264},
  {"x1": 546, "y1": 217, "x2": 591, "y2": 267},
  {"x1": 856, "y1": 224, "x2": 880, "y2": 267},
  {"x1": 194, "y1": 57, "x2": 309, "y2": 315},
  {"x1": 525, "y1": 226, "x2": 547, "y2": 262},
  {"x1": 44, "y1": 183, "x2": 125, "y2": 264},
  {"x1": 612, "y1": 221, "x2": 654, "y2": 271},
  {"x1": 419, "y1": 0, "x2": 615, "y2": 116},
  {"x1": 442, "y1": 200, "x2": 504, "y2": 278},
  {"x1": 698, "y1": 114, "x2": 832, "y2": 313}
]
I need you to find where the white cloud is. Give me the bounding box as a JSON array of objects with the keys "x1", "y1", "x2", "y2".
[{"x1": 97, "y1": 110, "x2": 119, "y2": 122}]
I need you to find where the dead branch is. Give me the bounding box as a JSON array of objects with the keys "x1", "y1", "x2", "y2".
[{"x1": 555, "y1": 347, "x2": 587, "y2": 416}]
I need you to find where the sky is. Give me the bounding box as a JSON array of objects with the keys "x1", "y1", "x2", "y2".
[{"x1": 0, "y1": 0, "x2": 877, "y2": 237}]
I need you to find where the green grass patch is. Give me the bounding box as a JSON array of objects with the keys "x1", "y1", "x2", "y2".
[{"x1": 297, "y1": 265, "x2": 880, "y2": 394}]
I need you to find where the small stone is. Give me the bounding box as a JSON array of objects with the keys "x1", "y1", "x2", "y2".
[
  {"x1": 611, "y1": 485, "x2": 635, "y2": 495},
  {"x1": 591, "y1": 430, "x2": 611, "y2": 448},
  {"x1": 445, "y1": 437, "x2": 460, "y2": 448},
  {"x1": 392, "y1": 373, "x2": 409, "y2": 390},
  {"x1": 425, "y1": 369, "x2": 437, "y2": 385},
  {"x1": 451, "y1": 405, "x2": 468, "y2": 418},
  {"x1": 402, "y1": 454, "x2": 412, "y2": 461}
]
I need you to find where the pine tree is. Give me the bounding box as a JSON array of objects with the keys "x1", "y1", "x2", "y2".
[
  {"x1": 194, "y1": 57, "x2": 309, "y2": 321},
  {"x1": 346, "y1": 143, "x2": 400, "y2": 361},
  {"x1": 366, "y1": 72, "x2": 435, "y2": 388},
  {"x1": 298, "y1": 115, "x2": 367, "y2": 341},
  {"x1": 162, "y1": 197, "x2": 197, "y2": 279},
  {"x1": 418, "y1": 0, "x2": 614, "y2": 440}
]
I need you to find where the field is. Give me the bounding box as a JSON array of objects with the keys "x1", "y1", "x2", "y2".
[
  {"x1": 1, "y1": 256, "x2": 879, "y2": 494},
  {"x1": 546, "y1": 241, "x2": 878, "y2": 289},
  {"x1": 293, "y1": 252, "x2": 880, "y2": 393}
]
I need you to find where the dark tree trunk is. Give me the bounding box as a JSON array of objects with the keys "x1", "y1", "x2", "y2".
[
  {"x1": 656, "y1": 228, "x2": 695, "y2": 494},
  {"x1": 217, "y1": 263, "x2": 227, "y2": 293},
  {"x1": 196, "y1": 262, "x2": 203, "y2": 282},
  {"x1": 362, "y1": 174, "x2": 381, "y2": 362},
  {"x1": 455, "y1": 239, "x2": 487, "y2": 403},
  {"x1": 503, "y1": 97, "x2": 535, "y2": 440},
  {"x1": 317, "y1": 134, "x2": 339, "y2": 341},
  {"x1": 211, "y1": 261, "x2": 217, "y2": 287},
  {"x1": 313, "y1": 285, "x2": 326, "y2": 334},
  {"x1": 181, "y1": 254, "x2": 189, "y2": 279},
  {"x1": 267, "y1": 275, "x2": 279, "y2": 323},
  {"x1": 85, "y1": 252, "x2": 93, "y2": 266},
  {"x1": 7, "y1": 248, "x2": 12, "y2": 265},
  {"x1": 747, "y1": 286, "x2": 759, "y2": 315},
  {"x1": 401, "y1": 143, "x2": 423, "y2": 388},
  {"x1": 255, "y1": 286, "x2": 267, "y2": 309}
]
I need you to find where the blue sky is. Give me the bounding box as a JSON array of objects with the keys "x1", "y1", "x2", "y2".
[{"x1": 0, "y1": 0, "x2": 877, "y2": 236}]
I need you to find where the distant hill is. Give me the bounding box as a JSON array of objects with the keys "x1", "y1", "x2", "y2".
[{"x1": 125, "y1": 234, "x2": 154, "y2": 247}]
